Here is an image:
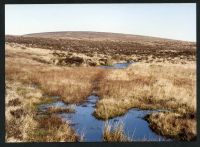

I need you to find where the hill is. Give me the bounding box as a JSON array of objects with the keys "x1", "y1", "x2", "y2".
[
  {"x1": 5, "y1": 31, "x2": 196, "y2": 64},
  {"x1": 24, "y1": 31, "x2": 185, "y2": 42}
]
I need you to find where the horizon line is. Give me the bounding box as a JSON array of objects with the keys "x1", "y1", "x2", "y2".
[{"x1": 5, "y1": 30, "x2": 196, "y2": 43}]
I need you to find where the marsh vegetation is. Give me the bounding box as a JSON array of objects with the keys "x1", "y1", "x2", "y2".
[{"x1": 5, "y1": 32, "x2": 196, "y2": 142}]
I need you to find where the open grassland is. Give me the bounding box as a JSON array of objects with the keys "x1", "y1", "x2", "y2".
[
  {"x1": 6, "y1": 43, "x2": 104, "y2": 104},
  {"x1": 5, "y1": 32, "x2": 196, "y2": 141}
]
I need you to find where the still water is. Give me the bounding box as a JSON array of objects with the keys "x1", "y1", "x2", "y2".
[{"x1": 38, "y1": 62, "x2": 171, "y2": 142}]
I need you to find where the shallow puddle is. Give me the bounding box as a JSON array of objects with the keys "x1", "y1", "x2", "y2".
[
  {"x1": 39, "y1": 95, "x2": 171, "y2": 142},
  {"x1": 38, "y1": 62, "x2": 171, "y2": 142},
  {"x1": 99, "y1": 62, "x2": 134, "y2": 69}
]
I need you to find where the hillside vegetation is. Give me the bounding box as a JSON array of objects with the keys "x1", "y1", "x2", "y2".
[
  {"x1": 5, "y1": 31, "x2": 196, "y2": 142},
  {"x1": 6, "y1": 31, "x2": 195, "y2": 64}
]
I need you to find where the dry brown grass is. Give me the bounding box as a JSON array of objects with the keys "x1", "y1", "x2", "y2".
[
  {"x1": 5, "y1": 42, "x2": 196, "y2": 141},
  {"x1": 28, "y1": 115, "x2": 78, "y2": 142},
  {"x1": 5, "y1": 43, "x2": 104, "y2": 104},
  {"x1": 94, "y1": 63, "x2": 196, "y2": 141},
  {"x1": 25, "y1": 68, "x2": 102, "y2": 104},
  {"x1": 5, "y1": 81, "x2": 78, "y2": 142},
  {"x1": 6, "y1": 82, "x2": 39, "y2": 142},
  {"x1": 145, "y1": 112, "x2": 196, "y2": 141},
  {"x1": 103, "y1": 122, "x2": 132, "y2": 142},
  {"x1": 5, "y1": 43, "x2": 104, "y2": 142},
  {"x1": 94, "y1": 63, "x2": 196, "y2": 120}
]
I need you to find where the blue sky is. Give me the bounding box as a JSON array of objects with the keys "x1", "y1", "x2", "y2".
[{"x1": 5, "y1": 4, "x2": 196, "y2": 42}]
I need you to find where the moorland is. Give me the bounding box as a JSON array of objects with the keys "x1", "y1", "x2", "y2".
[{"x1": 5, "y1": 31, "x2": 196, "y2": 142}]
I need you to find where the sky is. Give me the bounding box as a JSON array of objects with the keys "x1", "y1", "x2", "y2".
[{"x1": 5, "y1": 4, "x2": 196, "y2": 42}]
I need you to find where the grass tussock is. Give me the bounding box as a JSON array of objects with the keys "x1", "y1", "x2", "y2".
[
  {"x1": 29, "y1": 115, "x2": 78, "y2": 142},
  {"x1": 103, "y1": 122, "x2": 132, "y2": 142},
  {"x1": 145, "y1": 112, "x2": 196, "y2": 141}
]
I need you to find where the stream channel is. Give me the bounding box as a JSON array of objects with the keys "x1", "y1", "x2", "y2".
[{"x1": 38, "y1": 62, "x2": 171, "y2": 142}]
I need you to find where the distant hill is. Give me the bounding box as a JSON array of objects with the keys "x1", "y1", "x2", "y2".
[
  {"x1": 6, "y1": 31, "x2": 196, "y2": 63},
  {"x1": 23, "y1": 31, "x2": 194, "y2": 43}
]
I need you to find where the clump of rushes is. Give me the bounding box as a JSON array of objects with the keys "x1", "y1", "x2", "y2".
[
  {"x1": 47, "y1": 106, "x2": 75, "y2": 114},
  {"x1": 145, "y1": 112, "x2": 197, "y2": 141},
  {"x1": 29, "y1": 115, "x2": 78, "y2": 142},
  {"x1": 103, "y1": 121, "x2": 132, "y2": 142}
]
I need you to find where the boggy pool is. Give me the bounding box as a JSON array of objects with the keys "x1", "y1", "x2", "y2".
[
  {"x1": 38, "y1": 62, "x2": 171, "y2": 142},
  {"x1": 39, "y1": 94, "x2": 171, "y2": 142},
  {"x1": 99, "y1": 62, "x2": 134, "y2": 69}
]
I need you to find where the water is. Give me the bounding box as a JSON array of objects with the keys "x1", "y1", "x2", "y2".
[
  {"x1": 39, "y1": 101, "x2": 68, "y2": 111},
  {"x1": 39, "y1": 95, "x2": 170, "y2": 142},
  {"x1": 38, "y1": 62, "x2": 171, "y2": 142},
  {"x1": 100, "y1": 62, "x2": 134, "y2": 69}
]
